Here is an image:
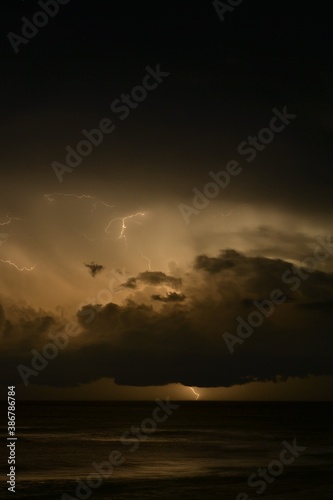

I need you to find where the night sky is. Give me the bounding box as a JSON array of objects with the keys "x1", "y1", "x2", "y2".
[{"x1": 1, "y1": 0, "x2": 333, "y2": 400}]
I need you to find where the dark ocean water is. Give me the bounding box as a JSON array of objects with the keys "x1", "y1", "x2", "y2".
[{"x1": 1, "y1": 401, "x2": 333, "y2": 499}]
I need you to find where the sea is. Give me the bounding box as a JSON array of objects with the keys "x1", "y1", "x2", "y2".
[{"x1": 1, "y1": 401, "x2": 333, "y2": 499}]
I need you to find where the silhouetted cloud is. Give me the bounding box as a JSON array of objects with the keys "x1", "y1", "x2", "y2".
[
  {"x1": 84, "y1": 261, "x2": 104, "y2": 278},
  {"x1": 122, "y1": 271, "x2": 182, "y2": 289},
  {"x1": 195, "y1": 250, "x2": 238, "y2": 273},
  {"x1": 2, "y1": 248, "x2": 333, "y2": 389}
]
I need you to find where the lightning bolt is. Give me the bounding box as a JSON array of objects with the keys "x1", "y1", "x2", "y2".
[
  {"x1": 0, "y1": 259, "x2": 38, "y2": 272},
  {"x1": 105, "y1": 212, "x2": 145, "y2": 246},
  {"x1": 43, "y1": 195, "x2": 145, "y2": 250},
  {"x1": 90, "y1": 200, "x2": 115, "y2": 217},
  {"x1": 0, "y1": 217, "x2": 12, "y2": 226},
  {"x1": 44, "y1": 193, "x2": 95, "y2": 202},
  {"x1": 138, "y1": 248, "x2": 152, "y2": 271},
  {"x1": 221, "y1": 204, "x2": 250, "y2": 217},
  {"x1": 77, "y1": 231, "x2": 95, "y2": 242},
  {"x1": 0, "y1": 233, "x2": 10, "y2": 246},
  {"x1": 45, "y1": 193, "x2": 116, "y2": 227},
  {"x1": 189, "y1": 387, "x2": 200, "y2": 400},
  {"x1": 0, "y1": 214, "x2": 25, "y2": 248},
  {"x1": 0, "y1": 233, "x2": 32, "y2": 248},
  {"x1": 0, "y1": 214, "x2": 22, "y2": 226}
]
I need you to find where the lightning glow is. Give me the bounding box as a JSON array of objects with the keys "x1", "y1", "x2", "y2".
[
  {"x1": 105, "y1": 212, "x2": 145, "y2": 246},
  {"x1": 0, "y1": 259, "x2": 38, "y2": 272},
  {"x1": 189, "y1": 387, "x2": 200, "y2": 400}
]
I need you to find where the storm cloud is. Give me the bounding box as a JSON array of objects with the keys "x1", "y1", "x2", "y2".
[
  {"x1": 84, "y1": 261, "x2": 104, "y2": 278},
  {"x1": 122, "y1": 271, "x2": 182, "y2": 289},
  {"x1": 2, "y1": 247, "x2": 333, "y2": 389}
]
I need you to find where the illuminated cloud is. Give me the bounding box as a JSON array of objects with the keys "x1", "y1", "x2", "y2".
[
  {"x1": 2, "y1": 248, "x2": 333, "y2": 389},
  {"x1": 151, "y1": 292, "x2": 186, "y2": 302}
]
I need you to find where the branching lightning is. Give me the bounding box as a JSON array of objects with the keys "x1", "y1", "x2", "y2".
[
  {"x1": 77, "y1": 231, "x2": 95, "y2": 242},
  {"x1": 45, "y1": 193, "x2": 116, "y2": 225},
  {"x1": 0, "y1": 233, "x2": 32, "y2": 248},
  {"x1": 0, "y1": 215, "x2": 23, "y2": 247},
  {"x1": 0, "y1": 214, "x2": 22, "y2": 226},
  {"x1": 44, "y1": 193, "x2": 95, "y2": 202},
  {"x1": 0, "y1": 234, "x2": 10, "y2": 246},
  {"x1": 138, "y1": 248, "x2": 152, "y2": 271},
  {"x1": 0, "y1": 259, "x2": 38, "y2": 272},
  {"x1": 43, "y1": 194, "x2": 145, "y2": 251},
  {"x1": 105, "y1": 212, "x2": 145, "y2": 246},
  {"x1": 189, "y1": 387, "x2": 200, "y2": 400},
  {"x1": 0, "y1": 212, "x2": 37, "y2": 272},
  {"x1": 90, "y1": 200, "x2": 115, "y2": 217}
]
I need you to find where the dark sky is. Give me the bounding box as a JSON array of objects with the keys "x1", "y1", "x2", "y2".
[
  {"x1": 2, "y1": 0, "x2": 333, "y2": 201},
  {"x1": 1, "y1": 0, "x2": 333, "y2": 400}
]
